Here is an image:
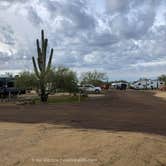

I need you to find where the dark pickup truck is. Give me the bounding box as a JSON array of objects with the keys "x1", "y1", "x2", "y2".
[
  {"x1": 0, "y1": 77, "x2": 26, "y2": 97},
  {"x1": 0, "y1": 87, "x2": 26, "y2": 96}
]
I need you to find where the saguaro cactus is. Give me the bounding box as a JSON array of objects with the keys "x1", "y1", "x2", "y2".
[{"x1": 32, "y1": 30, "x2": 54, "y2": 102}]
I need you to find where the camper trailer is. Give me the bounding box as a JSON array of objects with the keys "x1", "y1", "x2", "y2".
[
  {"x1": 111, "y1": 82, "x2": 128, "y2": 90},
  {"x1": 0, "y1": 77, "x2": 25, "y2": 97},
  {"x1": 130, "y1": 79, "x2": 164, "y2": 90}
]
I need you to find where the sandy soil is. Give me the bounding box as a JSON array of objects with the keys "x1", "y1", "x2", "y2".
[
  {"x1": 0, "y1": 90, "x2": 166, "y2": 166},
  {"x1": 155, "y1": 91, "x2": 166, "y2": 101}
]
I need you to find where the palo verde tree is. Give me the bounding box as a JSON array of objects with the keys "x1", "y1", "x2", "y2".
[
  {"x1": 15, "y1": 71, "x2": 37, "y2": 90},
  {"x1": 54, "y1": 66, "x2": 78, "y2": 94},
  {"x1": 32, "y1": 30, "x2": 54, "y2": 102},
  {"x1": 158, "y1": 75, "x2": 166, "y2": 85},
  {"x1": 81, "y1": 70, "x2": 107, "y2": 86}
]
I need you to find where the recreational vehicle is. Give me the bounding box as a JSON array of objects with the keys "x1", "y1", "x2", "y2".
[
  {"x1": 130, "y1": 79, "x2": 164, "y2": 90},
  {"x1": 111, "y1": 82, "x2": 128, "y2": 90}
]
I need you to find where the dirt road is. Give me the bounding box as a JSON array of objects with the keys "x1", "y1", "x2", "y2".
[{"x1": 0, "y1": 90, "x2": 166, "y2": 166}]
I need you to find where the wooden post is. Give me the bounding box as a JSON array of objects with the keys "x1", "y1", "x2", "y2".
[
  {"x1": 9, "y1": 92, "x2": 11, "y2": 102},
  {"x1": 78, "y1": 92, "x2": 81, "y2": 103}
]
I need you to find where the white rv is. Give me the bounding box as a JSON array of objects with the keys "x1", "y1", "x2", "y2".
[
  {"x1": 111, "y1": 82, "x2": 128, "y2": 90},
  {"x1": 131, "y1": 79, "x2": 164, "y2": 90}
]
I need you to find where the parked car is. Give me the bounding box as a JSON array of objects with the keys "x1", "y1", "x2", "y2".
[
  {"x1": 111, "y1": 82, "x2": 128, "y2": 90},
  {"x1": 79, "y1": 84, "x2": 102, "y2": 94},
  {"x1": 0, "y1": 87, "x2": 26, "y2": 96}
]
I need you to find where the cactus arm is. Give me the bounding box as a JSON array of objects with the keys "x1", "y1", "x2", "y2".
[
  {"x1": 32, "y1": 56, "x2": 40, "y2": 78},
  {"x1": 36, "y1": 39, "x2": 41, "y2": 57},
  {"x1": 43, "y1": 39, "x2": 48, "y2": 71},
  {"x1": 46, "y1": 48, "x2": 53, "y2": 73},
  {"x1": 36, "y1": 39, "x2": 43, "y2": 72},
  {"x1": 41, "y1": 30, "x2": 45, "y2": 72},
  {"x1": 41, "y1": 30, "x2": 44, "y2": 44},
  {"x1": 41, "y1": 30, "x2": 48, "y2": 72}
]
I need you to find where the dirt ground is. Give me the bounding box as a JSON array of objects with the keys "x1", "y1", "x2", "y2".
[
  {"x1": 155, "y1": 90, "x2": 166, "y2": 101},
  {"x1": 0, "y1": 90, "x2": 166, "y2": 166}
]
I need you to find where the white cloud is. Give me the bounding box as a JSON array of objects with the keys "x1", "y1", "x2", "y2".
[
  {"x1": 0, "y1": 0, "x2": 166, "y2": 80},
  {"x1": 131, "y1": 60, "x2": 166, "y2": 67}
]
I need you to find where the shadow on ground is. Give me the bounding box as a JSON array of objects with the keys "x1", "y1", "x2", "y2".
[{"x1": 0, "y1": 90, "x2": 166, "y2": 136}]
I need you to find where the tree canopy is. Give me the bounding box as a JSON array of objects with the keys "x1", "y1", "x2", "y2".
[
  {"x1": 158, "y1": 75, "x2": 166, "y2": 85},
  {"x1": 15, "y1": 71, "x2": 38, "y2": 89},
  {"x1": 15, "y1": 67, "x2": 78, "y2": 94},
  {"x1": 52, "y1": 66, "x2": 78, "y2": 93},
  {"x1": 81, "y1": 70, "x2": 107, "y2": 86}
]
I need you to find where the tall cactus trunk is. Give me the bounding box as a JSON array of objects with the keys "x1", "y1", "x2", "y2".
[
  {"x1": 40, "y1": 82, "x2": 47, "y2": 102},
  {"x1": 32, "y1": 30, "x2": 54, "y2": 102}
]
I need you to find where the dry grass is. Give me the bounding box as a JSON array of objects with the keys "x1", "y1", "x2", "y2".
[{"x1": 154, "y1": 91, "x2": 166, "y2": 100}]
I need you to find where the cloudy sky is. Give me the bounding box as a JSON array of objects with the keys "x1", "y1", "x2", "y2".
[{"x1": 0, "y1": 0, "x2": 166, "y2": 80}]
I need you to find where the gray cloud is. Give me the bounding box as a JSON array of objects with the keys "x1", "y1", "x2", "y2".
[
  {"x1": 0, "y1": 24, "x2": 15, "y2": 45},
  {"x1": 0, "y1": 0, "x2": 166, "y2": 80},
  {"x1": 27, "y1": 6, "x2": 43, "y2": 25},
  {"x1": 106, "y1": 0, "x2": 130, "y2": 13}
]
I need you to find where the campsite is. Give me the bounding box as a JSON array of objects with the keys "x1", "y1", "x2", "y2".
[
  {"x1": 1, "y1": 0, "x2": 166, "y2": 166},
  {"x1": 0, "y1": 90, "x2": 166, "y2": 166}
]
